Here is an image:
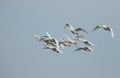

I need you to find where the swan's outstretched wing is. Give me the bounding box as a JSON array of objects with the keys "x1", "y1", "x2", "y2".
[
  {"x1": 110, "y1": 28, "x2": 114, "y2": 38},
  {"x1": 65, "y1": 35, "x2": 71, "y2": 40},
  {"x1": 89, "y1": 41, "x2": 95, "y2": 46},
  {"x1": 74, "y1": 48, "x2": 81, "y2": 51},
  {"x1": 42, "y1": 44, "x2": 52, "y2": 49},
  {"x1": 58, "y1": 49, "x2": 63, "y2": 53},
  {"x1": 46, "y1": 32, "x2": 52, "y2": 39},
  {"x1": 34, "y1": 34, "x2": 42, "y2": 41},
  {"x1": 92, "y1": 25, "x2": 101, "y2": 31},
  {"x1": 75, "y1": 28, "x2": 88, "y2": 34}
]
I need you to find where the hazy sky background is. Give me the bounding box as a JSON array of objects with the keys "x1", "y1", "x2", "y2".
[{"x1": 0, "y1": 0, "x2": 120, "y2": 78}]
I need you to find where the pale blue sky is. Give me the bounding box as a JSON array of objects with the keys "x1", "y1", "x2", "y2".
[{"x1": 0, "y1": 0, "x2": 120, "y2": 78}]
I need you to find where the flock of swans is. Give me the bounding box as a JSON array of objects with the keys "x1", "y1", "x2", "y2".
[{"x1": 34, "y1": 24, "x2": 114, "y2": 53}]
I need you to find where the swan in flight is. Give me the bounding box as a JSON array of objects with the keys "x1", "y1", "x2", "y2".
[
  {"x1": 74, "y1": 46, "x2": 93, "y2": 52},
  {"x1": 78, "y1": 39, "x2": 95, "y2": 46},
  {"x1": 59, "y1": 39, "x2": 72, "y2": 47},
  {"x1": 34, "y1": 33, "x2": 51, "y2": 42},
  {"x1": 58, "y1": 37, "x2": 75, "y2": 47},
  {"x1": 92, "y1": 24, "x2": 114, "y2": 38},
  {"x1": 42, "y1": 44, "x2": 63, "y2": 53},
  {"x1": 64, "y1": 35, "x2": 77, "y2": 44},
  {"x1": 64, "y1": 24, "x2": 88, "y2": 35},
  {"x1": 34, "y1": 32, "x2": 55, "y2": 45}
]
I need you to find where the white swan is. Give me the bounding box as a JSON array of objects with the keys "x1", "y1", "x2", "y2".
[
  {"x1": 59, "y1": 39, "x2": 72, "y2": 47},
  {"x1": 64, "y1": 35, "x2": 77, "y2": 44},
  {"x1": 74, "y1": 46, "x2": 93, "y2": 52},
  {"x1": 42, "y1": 44, "x2": 63, "y2": 53},
  {"x1": 64, "y1": 24, "x2": 88, "y2": 35},
  {"x1": 78, "y1": 39, "x2": 95, "y2": 46},
  {"x1": 34, "y1": 32, "x2": 55, "y2": 45},
  {"x1": 93, "y1": 24, "x2": 114, "y2": 38}
]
